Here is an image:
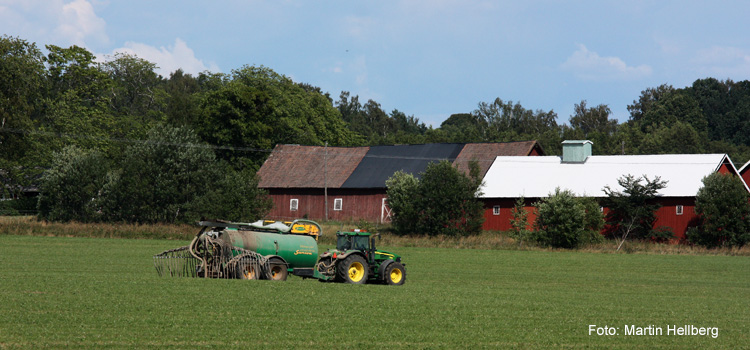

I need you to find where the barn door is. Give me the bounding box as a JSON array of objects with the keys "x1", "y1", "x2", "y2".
[{"x1": 380, "y1": 198, "x2": 392, "y2": 224}]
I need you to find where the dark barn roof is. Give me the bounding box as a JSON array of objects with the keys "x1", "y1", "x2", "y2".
[
  {"x1": 258, "y1": 141, "x2": 543, "y2": 189},
  {"x1": 341, "y1": 143, "x2": 465, "y2": 188}
]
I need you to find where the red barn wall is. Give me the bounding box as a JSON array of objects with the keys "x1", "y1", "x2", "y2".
[
  {"x1": 482, "y1": 197, "x2": 697, "y2": 241},
  {"x1": 482, "y1": 198, "x2": 538, "y2": 232},
  {"x1": 266, "y1": 188, "x2": 387, "y2": 222},
  {"x1": 651, "y1": 197, "x2": 698, "y2": 240}
]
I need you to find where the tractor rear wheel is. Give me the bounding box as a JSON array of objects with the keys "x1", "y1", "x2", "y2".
[
  {"x1": 383, "y1": 262, "x2": 406, "y2": 285},
  {"x1": 337, "y1": 255, "x2": 368, "y2": 284},
  {"x1": 268, "y1": 258, "x2": 288, "y2": 281}
]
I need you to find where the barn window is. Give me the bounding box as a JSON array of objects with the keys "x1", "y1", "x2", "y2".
[
  {"x1": 493, "y1": 206, "x2": 500, "y2": 215},
  {"x1": 290, "y1": 199, "x2": 298, "y2": 211},
  {"x1": 334, "y1": 198, "x2": 343, "y2": 211},
  {"x1": 676, "y1": 205, "x2": 683, "y2": 215}
]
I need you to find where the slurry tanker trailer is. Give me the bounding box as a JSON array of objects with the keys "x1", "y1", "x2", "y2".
[{"x1": 154, "y1": 219, "x2": 406, "y2": 285}]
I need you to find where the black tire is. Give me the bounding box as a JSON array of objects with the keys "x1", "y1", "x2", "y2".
[
  {"x1": 267, "y1": 258, "x2": 288, "y2": 281},
  {"x1": 336, "y1": 255, "x2": 368, "y2": 284},
  {"x1": 237, "y1": 261, "x2": 261, "y2": 280},
  {"x1": 383, "y1": 262, "x2": 406, "y2": 286}
]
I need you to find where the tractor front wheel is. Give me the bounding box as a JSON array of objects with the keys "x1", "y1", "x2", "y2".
[
  {"x1": 268, "y1": 258, "x2": 288, "y2": 281},
  {"x1": 337, "y1": 255, "x2": 368, "y2": 284},
  {"x1": 383, "y1": 262, "x2": 406, "y2": 285}
]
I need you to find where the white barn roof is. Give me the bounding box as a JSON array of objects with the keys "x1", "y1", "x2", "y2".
[{"x1": 481, "y1": 154, "x2": 739, "y2": 198}]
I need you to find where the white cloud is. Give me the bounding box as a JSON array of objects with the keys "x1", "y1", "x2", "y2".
[
  {"x1": 0, "y1": 0, "x2": 108, "y2": 48},
  {"x1": 561, "y1": 44, "x2": 652, "y2": 81},
  {"x1": 692, "y1": 46, "x2": 750, "y2": 77},
  {"x1": 54, "y1": 0, "x2": 107, "y2": 46},
  {"x1": 109, "y1": 38, "x2": 220, "y2": 76}
]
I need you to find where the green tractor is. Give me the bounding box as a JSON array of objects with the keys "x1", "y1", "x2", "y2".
[{"x1": 314, "y1": 230, "x2": 406, "y2": 285}]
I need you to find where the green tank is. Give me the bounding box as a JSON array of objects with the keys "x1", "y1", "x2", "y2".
[{"x1": 225, "y1": 228, "x2": 318, "y2": 269}]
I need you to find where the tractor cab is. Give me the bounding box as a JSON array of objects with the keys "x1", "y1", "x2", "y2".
[{"x1": 336, "y1": 230, "x2": 374, "y2": 253}]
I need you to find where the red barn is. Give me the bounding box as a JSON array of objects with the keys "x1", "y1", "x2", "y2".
[
  {"x1": 480, "y1": 140, "x2": 746, "y2": 240},
  {"x1": 257, "y1": 141, "x2": 543, "y2": 223},
  {"x1": 738, "y1": 160, "x2": 750, "y2": 189}
]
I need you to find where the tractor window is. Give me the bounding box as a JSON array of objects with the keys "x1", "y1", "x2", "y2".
[
  {"x1": 352, "y1": 236, "x2": 370, "y2": 251},
  {"x1": 337, "y1": 235, "x2": 351, "y2": 251}
]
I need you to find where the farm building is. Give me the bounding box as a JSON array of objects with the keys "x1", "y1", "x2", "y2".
[
  {"x1": 480, "y1": 140, "x2": 747, "y2": 240},
  {"x1": 738, "y1": 160, "x2": 750, "y2": 188},
  {"x1": 257, "y1": 141, "x2": 544, "y2": 223}
]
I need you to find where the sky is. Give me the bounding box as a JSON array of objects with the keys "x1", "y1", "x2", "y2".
[{"x1": 2, "y1": 0, "x2": 750, "y2": 127}]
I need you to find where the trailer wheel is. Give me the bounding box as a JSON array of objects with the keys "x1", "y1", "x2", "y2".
[
  {"x1": 268, "y1": 258, "x2": 288, "y2": 281},
  {"x1": 383, "y1": 262, "x2": 406, "y2": 286},
  {"x1": 237, "y1": 262, "x2": 261, "y2": 280},
  {"x1": 337, "y1": 255, "x2": 368, "y2": 284}
]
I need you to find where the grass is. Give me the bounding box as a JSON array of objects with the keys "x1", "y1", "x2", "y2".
[{"x1": 0, "y1": 235, "x2": 747, "y2": 349}]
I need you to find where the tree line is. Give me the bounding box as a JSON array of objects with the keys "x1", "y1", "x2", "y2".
[{"x1": 3, "y1": 34, "x2": 750, "y2": 227}]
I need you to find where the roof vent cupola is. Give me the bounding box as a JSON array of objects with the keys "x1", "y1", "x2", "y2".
[{"x1": 562, "y1": 140, "x2": 593, "y2": 163}]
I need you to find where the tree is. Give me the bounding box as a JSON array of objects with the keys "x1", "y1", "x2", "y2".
[
  {"x1": 509, "y1": 197, "x2": 531, "y2": 246},
  {"x1": 37, "y1": 146, "x2": 109, "y2": 222},
  {"x1": 627, "y1": 84, "x2": 675, "y2": 124},
  {"x1": 385, "y1": 170, "x2": 420, "y2": 235},
  {"x1": 164, "y1": 69, "x2": 200, "y2": 127},
  {"x1": 688, "y1": 173, "x2": 750, "y2": 248},
  {"x1": 186, "y1": 168, "x2": 273, "y2": 222},
  {"x1": 197, "y1": 81, "x2": 275, "y2": 170},
  {"x1": 100, "y1": 52, "x2": 165, "y2": 138},
  {"x1": 474, "y1": 98, "x2": 558, "y2": 140},
  {"x1": 569, "y1": 100, "x2": 617, "y2": 137},
  {"x1": 533, "y1": 188, "x2": 587, "y2": 248},
  {"x1": 97, "y1": 125, "x2": 220, "y2": 224},
  {"x1": 385, "y1": 161, "x2": 484, "y2": 236},
  {"x1": 601, "y1": 175, "x2": 669, "y2": 250},
  {"x1": 638, "y1": 121, "x2": 704, "y2": 154},
  {"x1": 0, "y1": 35, "x2": 47, "y2": 199},
  {"x1": 41, "y1": 45, "x2": 116, "y2": 156}
]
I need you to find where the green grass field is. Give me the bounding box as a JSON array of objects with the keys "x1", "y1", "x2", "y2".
[{"x1": 0, "y1": 235, "x2": 747, "y2": 349}]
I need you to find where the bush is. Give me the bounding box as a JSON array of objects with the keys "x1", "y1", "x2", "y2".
[
  {"x1": 385, "y1": 170, "x2": 419, "y2": 235},
  {"x1": 385, "y1": 160, "x2": 484, "y2": 237},
  {"x1": 509, "y1": 197, "x2": 532, "y2": 246},
  {"x1": 0, "y1": 197, "x2": 37, "y2": 215},
  {"x1": 689, "y1": 173, "x2": 750, "y2": 248},
  {"x1": 37, "y1": 146, "x2": 109, "y2": 222},
  {"x1": 532, "y1": 189, "x2": 604, "y2": 248}
]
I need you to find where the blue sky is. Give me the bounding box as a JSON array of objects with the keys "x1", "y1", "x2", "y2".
[{"x1": 2, "y1": 1, "x2": 750, "y2": 127}]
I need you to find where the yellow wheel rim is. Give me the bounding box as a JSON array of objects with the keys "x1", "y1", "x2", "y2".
[
  {"x1": 390, "y1": 267, "x2": 403, "y2": 284},
  {"x1": 348, "y1": 262, "x2": 365, "y2": 282},
  {"x1": 243, "y1": 266, "x2": 257, "y2": 280},
  {"x1": 270, "y1": 266, "x2": 283, "y2": 280}
]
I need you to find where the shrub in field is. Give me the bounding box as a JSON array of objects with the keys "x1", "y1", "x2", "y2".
[
  {"x1": 37, "y1": 146, "x2": 109, "y2": 222},
  {"x1": 601, "y1": 174, "x2": 669, "y2": 249},
  {"x1": 533, "y1": 188, "x2": 603, "y2": 248},
  {"x1": 386, "y1": 160, "x2": 484, "y2": 236},
  {"x1": 385, "y1": 170, "x2": 419, "y2": 235},
  {"x1": 579, "y1": 196, "x2": 605, "y2": 244},
  {"x1": 509, "y1": 197, "x2": 532, "y2": 246},
  {"x1": 688, "y1": 173, "x2": 750, "y2": 248}
]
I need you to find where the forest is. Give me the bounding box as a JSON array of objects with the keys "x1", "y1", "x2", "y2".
[{"x1": 3, "y1": 34, "x2": 750, "y2": 218}]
